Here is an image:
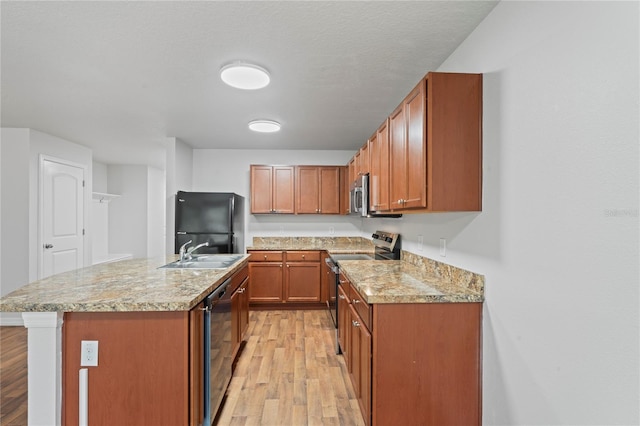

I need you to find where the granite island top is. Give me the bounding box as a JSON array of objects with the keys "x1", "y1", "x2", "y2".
[
  {"x1": 249, "y1": 237, "x2": 484, "y2": 304},
  {"x1": 0, "y1": 255, "x2": 250, "y2": 313}
]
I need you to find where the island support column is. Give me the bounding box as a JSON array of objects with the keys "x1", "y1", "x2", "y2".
[{"x1": 22, "y1": 312, "x2": 64, "y2": 426}]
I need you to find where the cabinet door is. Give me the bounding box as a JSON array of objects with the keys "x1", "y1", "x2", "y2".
[
  {"x1": 285, "y1": 262, "x2": 321, "y2": 302},
  {"x1": 340, "y1": 166, "x2": 349, "y2": 215},
  {"x1": 296, "y1": 166, "x2": 320, "y2": 213},
  {"x1": 389, "y1": 80, "x2": 427, "y2": 210},
  {"x1": 273, "y1": 166, "x2": 295, "y2": 214},
  {"x1": 358, "y1": 316, "x2": 372, "y2": 426},
  {"x1": 231, "y1": 286, "x2": 241, "y2": 354},
  {"x1": 239, "y1": 279, "x2": 249, "y2": 339},
  {"x1": 250, "y1": 165, "x2": 273, "y2": 213},
  {"x1": 349, "y1": 304, "x2": 361, "y2": 396},
  {"x1": 319, "y1": 167, "x2": 340, "y2": 214},
  {"x1": 190, "y1": 303, "x2": 205, "y2": 426},
  {"x1": 359, "y1": 141, "x2": 370, "y2": 176},
  {"x1": 403, "y1": 80, "x2": 427, "y2": 209},
  {"x1": 376, "y1": 120, "x2": 390, "y2": 211},
  {"x1": 248, "y1": 262, "x2": 283, "y2": 303},
  {"x1": 337, "y1": 284, "x2": 350, "y2": 369},
  {"x1": 389, "y1": 104, "x2": 406, "y2": 210}
]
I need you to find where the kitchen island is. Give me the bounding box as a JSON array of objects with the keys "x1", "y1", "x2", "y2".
[{"x1": 0, "y1": 255, "x2": 250, "y2": 426}]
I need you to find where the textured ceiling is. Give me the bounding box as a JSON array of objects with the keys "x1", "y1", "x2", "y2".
[{"x1": 1, "y1": 1, "x2": 497, "y2": 168}]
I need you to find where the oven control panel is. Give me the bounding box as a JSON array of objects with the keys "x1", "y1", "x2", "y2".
[{"x1": 371, "y1": 231, "x2": 400, "y2": 251}]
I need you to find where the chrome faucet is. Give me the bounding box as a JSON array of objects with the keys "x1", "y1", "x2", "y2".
[
  {"x1": 179, "y1": 240, "x2": 193, "y2": 262},
  {"x1": 184, "y1": 241, "x2": 210, "y2": 261}
]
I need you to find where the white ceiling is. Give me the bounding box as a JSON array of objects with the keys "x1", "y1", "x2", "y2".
[{"x1": 1, "y1": 1, "x2": 497, "y2": 169}]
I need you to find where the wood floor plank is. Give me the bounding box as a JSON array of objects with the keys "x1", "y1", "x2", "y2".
[
  {"x1": 219, "y1": 309, "x2": 364, "y2": 425},
  {"x1": 0, "y1": 326, "x2": 28, "y2": 426}
]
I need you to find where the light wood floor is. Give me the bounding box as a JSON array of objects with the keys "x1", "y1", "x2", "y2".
[
  {"x1": 0, "y1": 310, "x2": 363, "y2": 426},
  {"x1": 0, "y1": 326, "x2": 28, "y2": 425}
]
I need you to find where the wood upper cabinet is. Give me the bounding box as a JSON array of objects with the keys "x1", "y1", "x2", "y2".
[
  {"x1": 295, "y1": 166, "x2": 341, "y2": 214},
  {"x1": 388, "y1": 72, "x2": 482, "y2": 212},
  {"x1": 368, "y1": 119, "x2": 390, "y2": 212},
  {"x1": 250, "y1": 165, "x2": 295, "y2": 214},
  {"x1": 389, "y1": 79, "x2": 427, "y2": 210},
  {"x1": 359, "y1": 141, "x2": 370, "y2": 176}
]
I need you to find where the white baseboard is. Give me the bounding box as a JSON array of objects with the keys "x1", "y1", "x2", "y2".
[{"x1": 0, "y1": 312, "x2": 25, "y2": 326}]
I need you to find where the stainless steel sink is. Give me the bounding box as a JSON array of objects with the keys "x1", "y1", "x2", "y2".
[{"x1": 160, "y1": 254, "x2": 245, "y2": 270}]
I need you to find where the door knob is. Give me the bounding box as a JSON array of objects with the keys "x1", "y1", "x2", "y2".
[{"x1": 44, "y1": 244, "x2": 53, "y2": 249}]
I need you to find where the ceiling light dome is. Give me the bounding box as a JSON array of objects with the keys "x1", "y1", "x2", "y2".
[
  {"x1": 220, "y1": 62, "x2": 270, "y2": 90},
  {"x1": 248, "y1": 120, "x2": 281, "y2": 133}
]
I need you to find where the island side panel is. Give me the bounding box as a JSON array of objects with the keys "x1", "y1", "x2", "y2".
[
  {"x1": 62, "y1": 311, "x2": 190, "y2": 426},
  {"x1": 372, "y1": 302, "x2": 482, "y2": 426}
]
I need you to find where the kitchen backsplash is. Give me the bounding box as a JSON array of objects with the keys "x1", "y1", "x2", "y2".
[{"x1": 402, "y1": 250, "x2": 484, "y2": 294}]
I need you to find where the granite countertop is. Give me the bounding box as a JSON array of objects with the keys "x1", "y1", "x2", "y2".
[
  {"x1": 248, "y1": 237, "x2": 484, "y2": 304},
  {"x1": 338, "y1": 260, "x2": 483, "y2": 304},
  {"x1": 0, "y1": 255, "x2": 250, "y2": 313}
]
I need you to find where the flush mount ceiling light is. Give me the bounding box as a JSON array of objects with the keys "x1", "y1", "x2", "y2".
[
  {"x1": 248, "y1": 119, "x2": 281, "y2": 133},
  {"x1": 220, "y1": 62, "x2": 270, "y2": 90}
]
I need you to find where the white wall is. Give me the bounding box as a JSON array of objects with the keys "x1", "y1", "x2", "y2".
[
  {"x1": 147, "y1": 166, "x2": 166, "y2": 259},
  {"x1": 165, "y1": 137, "x2": 193, "y2": 254},
  {"x1": 108, "y1": 165, "x2": 149, "y2": 258},
  {"x1": 366, "y1": 2, "x2": 639, "y2": 424},
  {"x1": 92, "y1": 161, "x2": 108, "y2": 193},
  {"x1": 191, "y1": 149, "x2": 362, "y2": 250},
  {"x1": 1, "y1": 128, "x2": 93, "y2": 325},
  {"x1": 108, "y1": 164, "x2": 166, "y2": 259},
  {"x1": 0, "y1": 129, "x2": 31, "y2": 325}
]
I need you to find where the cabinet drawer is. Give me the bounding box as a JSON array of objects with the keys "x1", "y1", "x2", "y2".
[
  {"x1": 338, "y1": 272, "x2": 351, "y2": 293},
  {"x1": 349, "y1": 286, "x2": 371, "y2": 331},
  {"x1": 286, "y1": 251, "x2": 320, "y2": 262},
  {"x1": 228, "y1": 265, "x2": 249, "y2": 293},
  {"x1": 249, "y1": 251, "x2": 284, "y2": 262}
]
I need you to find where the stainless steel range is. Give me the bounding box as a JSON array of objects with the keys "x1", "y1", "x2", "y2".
[{"x1": 325, "y1": 231, "x2": 401, "y2": 353}]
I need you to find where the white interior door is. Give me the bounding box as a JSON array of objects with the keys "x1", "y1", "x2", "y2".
[{"x1": 41, "y1": 159, "x2": 84, "y2": 278}]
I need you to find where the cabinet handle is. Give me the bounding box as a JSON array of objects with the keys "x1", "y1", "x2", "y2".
[
  {"x1": 339, "y1": 280, "x2": 347, "y2": 284},
  {"x1": 287, "y1": 265, "x2": 290, "y2": 268},
  {"x1": 280, "y1": 264, "x2": 283, "y2": 268},
  {"x1": 302, "y1": 254, "x2": 305, "y2": 259},
  {"x1": 352, "y1": 320, "x2": 360, "y2": 327},
  {"x1": 352, "y1": 299, "x2": 360, "y2": 304},
  {"x1": 338, "y1": 294, "x2": 346, "y2": 300},
  {"x1": 264, "y1": 255, "x2": 268, "y2": 260}
]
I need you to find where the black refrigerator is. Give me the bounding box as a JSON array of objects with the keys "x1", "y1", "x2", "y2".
[{"x1": 174, "y1": 191, "x2": 245, "y2": 254}]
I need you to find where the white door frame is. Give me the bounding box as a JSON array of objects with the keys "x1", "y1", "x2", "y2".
[{"x1": 38, "y1": 155, "x2": 87, "y2": 279}]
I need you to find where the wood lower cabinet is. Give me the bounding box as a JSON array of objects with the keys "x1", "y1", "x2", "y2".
[
  {"x1": 248, "y1": 251, "x2": 284, "y2": 303},
  {"x1": 338, "y1": 275, "x2": 482, "y2": 426},
  {"x1": 230, "y1": 266, "x2": 250, "y2": 365},
  {"x1": 250, "y1": 165, "x2": 295, "y2": 214},
  {"x1": 248, "y1": 250, "x2": 321, "y2": 305}
]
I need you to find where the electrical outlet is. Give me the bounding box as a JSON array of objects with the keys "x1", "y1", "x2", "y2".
[
  {"x1": 439, "y1": 238, "x2": 446, "y2": 257},
  {"x1": 81, "y1": 340, "x2": 99, "y2": 367},
  {"x1": 417, "y1": 235, "x2": 423, "y2": 251}
]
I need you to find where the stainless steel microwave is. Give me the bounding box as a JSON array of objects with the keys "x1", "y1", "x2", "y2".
[
  {"x1": 349, "y1": 173, "x2": 401, "y2": 218},
  {"x1": 349, "y1": 174, "x2": 369, "y2": 217}
]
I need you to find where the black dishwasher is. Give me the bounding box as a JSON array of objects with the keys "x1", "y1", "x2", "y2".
[{"x1": 203, "y1": 277, "x2": 233, "y2": 425}]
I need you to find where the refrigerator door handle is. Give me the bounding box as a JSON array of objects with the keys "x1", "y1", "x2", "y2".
[{"x1": 177, "y1": 231, "x2": 187, "y2": 235}]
